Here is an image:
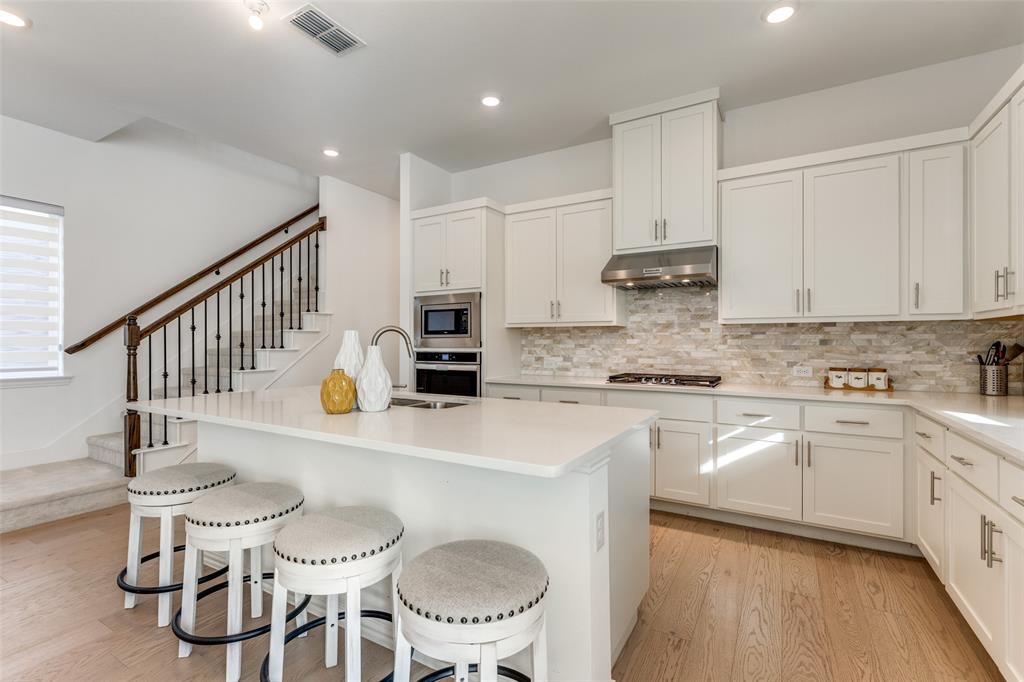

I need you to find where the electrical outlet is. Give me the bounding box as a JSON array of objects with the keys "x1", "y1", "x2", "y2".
[
  {"x1": 596, "y1": 511, "x2": 606, "y2": 550},
  {"x1": 792, "y1": 366, "x2": 813, "y2": 377}
]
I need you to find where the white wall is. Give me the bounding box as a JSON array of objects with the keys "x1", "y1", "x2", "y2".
[
  {"x1": 273, "y1": 177, "x2": 401, "y2": 387},
  {"x1": 0, "y1": 116, "x2": 318, "y2": 469},
  {"x1": 722, "y1": 44, "x2": 1024, "y2": 168},
  {"x1": 450, "y1": 139, "x2": 612, "y2": 205}
]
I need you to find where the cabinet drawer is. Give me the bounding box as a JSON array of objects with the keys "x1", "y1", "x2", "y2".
[
  {"x1": 487, "y1": 385, "x2": 540, "y2": 401},
  {"x1": 1000, "y1": 459, "x2": 1024, "y2": 524},
  {"x1": 804, "y1": 405, "x2": 903, "y2": 439},
  {"x1": 946, "y1": 431, "x2": 999, "y2": 500},
  {"x1": 605, "y1": 390, "x2": 712, "y2": 422},
  {"x1": 913, "y1": 414, "x2": 946, "y2": 459},
  {"x1": 540, "y1": 387, "x2": 603, "y2": 406},
  {"x1": 717, "y1": 399, "x2": 800, "y2": 430}
]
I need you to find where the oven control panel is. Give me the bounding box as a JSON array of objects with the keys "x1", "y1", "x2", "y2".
[{"x1": 414, "y1": 351, "x2": 480, "y2": 364}]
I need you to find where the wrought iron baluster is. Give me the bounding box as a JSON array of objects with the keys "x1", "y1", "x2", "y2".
[
  {"x1": 306, "y1": 234, "x2": 311, "y2": 313},
  {"x1": 162, "y1": 325, "x2": 169, "y2": 445},
  {"x1": 215, "y1": 290, "x2": 221, "y2": 393},
  {"x1": 279, "y1": 252, "x2": 285, "y2": 346},
  {"x1": 238, "y1": 278, "x2": 246, "y2": 371},
  {"x1": 261, "y1": 263, "x2": 267, "y2": 350},
  {"x1": 147, "y1": 336, "x2": 153, "y2": 448},
  {"x1": 250, "y1": 270, "x2": 256, "y2": 369},
  {"x1": 270, "y1": 256, "x2": 276, "y2": 349},
  {"x1": 177, "y1": 315, "x2": 182, "y2": 400},
  {"x1": 228, "y1": 282, "x2": 233, "y2": 392},
  {"x1": 289, "y1": 245, "x2": 295, "y2": 330},
  {"x1": 314, "y1": 230, "x2": 320, "y2": 312},
  {"x1": 190, "y1": 308, "x2": 196, "y2": 396},
  {"x1": 297, "y1": 239, "x2": 304, "y2": 330}
]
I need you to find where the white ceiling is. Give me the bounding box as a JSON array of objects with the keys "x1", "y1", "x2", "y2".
[{"x1": 2, "y1": 1, "x2": 1023, "y2": 199}]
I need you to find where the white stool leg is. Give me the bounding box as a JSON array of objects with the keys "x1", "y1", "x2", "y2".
[
  {"x1": 178, "y1": 542, "x2": 200, "y2": 658},
  {"x1": 532, "y1": 615, "x2": 548, "y2": 682},
  {"x1": 325, "y1": 593, "x2": 339, "y2": 668},
  {"x1": 293, "y1": 592, "x2": 309, "y2": 637},
  {"x1": 345, "y1": 575, "x2": 362, "y2": 682},
  {"x1": 226, "y1": 539, "x2": 244, "y2": 682},
  {"x1": 479, "y1": 642, "x2": 498, "y2": 682},
  {"x1": 249, "y1": 546, "x2": 263, "y2": 618},
  {"x1": 124, "y1": 508, "x2": 143, "y2": 609},
  {"x1": 393, "y1": 610, "x2": 412, "y2": 682},
  {"x1": 454, "y1": 662, "x2": 470, "y2": 682},
  {"x1": 157, "y1": 506, "x2": 174, "y2": 626},
  {"x1": 268, "y1": 572, "x2": 288, "y2": 682}
]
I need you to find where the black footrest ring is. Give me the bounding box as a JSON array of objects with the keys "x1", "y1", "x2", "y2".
[
  {"x1": 258, "y1": 608, "x2": 394, "y2": 682},
  {"x1": 171, "y1": 571, "x2": 311, "y2": 646},
  {"x1": 117, "y1": 544, "x2": 229, "y2": 595},
  {"x1": 415, "y1": 664, "x2": 530, "y2": 682}
]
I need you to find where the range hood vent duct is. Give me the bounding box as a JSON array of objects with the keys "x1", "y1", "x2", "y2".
[
  {"x1": 286, "y1": 4, "x2": 365, "y2": 56},
  {"x1": 601, "y1": 246, "x2": 718, "y2": 290}
]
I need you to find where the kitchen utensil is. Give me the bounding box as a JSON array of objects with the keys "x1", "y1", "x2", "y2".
[
  {"x1": 984, "y1": 341, "x2": 1000, "y2": 366},
  {"x1": 1002, "y1": 343, "x2": 1024, "y2": 365}
]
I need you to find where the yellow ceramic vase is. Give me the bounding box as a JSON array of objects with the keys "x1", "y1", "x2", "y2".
[{"x1": 320, "y1": 369, "x2": 357, "y2": 414}]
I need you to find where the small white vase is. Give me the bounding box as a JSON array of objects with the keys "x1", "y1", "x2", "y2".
[
  {"x1": 357, "y1": 345, "x2": 392, "y2": 412},
  {"x1": 334, "y1": 330, "x2": 364, "y2": 378}
]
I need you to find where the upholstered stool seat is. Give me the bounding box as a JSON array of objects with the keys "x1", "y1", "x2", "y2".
[
  {"x1": 176, "y1": 482, "x2": 305, "y2": 682},
  {"x1": 393, "y1": 540, "x2": 549, "y2": 682},
  {"x1": 119, "y1": 462, "x2": 237, "y2": 628},
  {"x1": 266, "y1": 507, "x2": 405, "y2": 682}
]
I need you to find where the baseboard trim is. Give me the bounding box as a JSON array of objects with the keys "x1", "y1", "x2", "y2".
[{"x1": 651, "y1": 499, "x2": 922, "y2": 557}]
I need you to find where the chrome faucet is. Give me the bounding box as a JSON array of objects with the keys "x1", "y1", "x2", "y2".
[{"x1": 370, "y1": 325, "x2": 414, "y2": 358}]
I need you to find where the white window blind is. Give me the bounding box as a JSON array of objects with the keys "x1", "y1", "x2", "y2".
[{"x1": 0, "y1": 197, "x2": 64, "y2": 377}]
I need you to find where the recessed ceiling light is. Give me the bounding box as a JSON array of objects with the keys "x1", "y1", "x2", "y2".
[
  {"x1": 0, "y1": 9, "x2": 29, "y2": 27},
  {"x1": 322, "y1": 147, "x2": 339, "y2": 158},
  {"x1": 481, "y1": 96, "x2": 501, "y2": 107},
  {"x1": 244, "y1": 0, "x2": 268, "y2": 30},
  {"x1": 763, "y1": 2, "x2": 796, "y2": 24}
]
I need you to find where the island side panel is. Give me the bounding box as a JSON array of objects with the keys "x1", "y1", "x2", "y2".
[
  {"x1": 608, "y1": 426, "x2": 652, "y2": 661},
  {"x1": 197, "y1": 421, "x2": 615, "y2": 681}
]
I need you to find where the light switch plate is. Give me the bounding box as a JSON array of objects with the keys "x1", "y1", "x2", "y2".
[{"x1": 596, "y1": 511, "x2": 605, "y2": 550}]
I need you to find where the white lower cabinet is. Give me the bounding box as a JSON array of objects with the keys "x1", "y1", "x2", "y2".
[
  {"x1": 1004, "y1": 512, "x2": 1024, "y2": 682},
  {"x1": 802, "y1": 434, "x2": 903, "y2": 537},
  {"x1": 716, "y1": 427, "x2": 802, "y2": 522},
  {"x1": 946, "y1": 474, "x2": 1005, "y2": 662},
  {"x1": 915, "y1": 447, "x2": 946, "y2": 579},
  {"x1": 652, "y1": 420, "x2": 712, "y2": 506}
]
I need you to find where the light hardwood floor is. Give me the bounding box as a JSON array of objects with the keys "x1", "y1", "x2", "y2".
[
  {"x1": 0, "y1": 505, "x2": 1003, "y2": 681},
  {"x1": 613, "y1": 511, "x2": 1003, "y2": 682}
]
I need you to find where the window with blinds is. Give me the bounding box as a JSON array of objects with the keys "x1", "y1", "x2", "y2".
[{"x1": 0, "y1": 196, "x2": 64, "y2": 378}]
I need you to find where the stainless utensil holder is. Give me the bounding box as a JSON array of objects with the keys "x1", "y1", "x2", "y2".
[{"x1": 980, "y1": 365, "x2": 1008, "y2": 396}]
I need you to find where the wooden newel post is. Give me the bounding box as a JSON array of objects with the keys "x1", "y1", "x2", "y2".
[{"x1": 123, "y1": 315, "x2": 141, "y2": 477}]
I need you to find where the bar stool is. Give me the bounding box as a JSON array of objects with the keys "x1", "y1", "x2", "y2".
[
  {"x1": 265, "y1": 506, "x2": 405, "y2": 682},
  {"x1": 393, "y1": 540, "x2": 549, "y2": 682},
  {"x1": 119, "y1": 462, "x2": 237, "y2": 626},
  {"x1": 174, "y1": 481, "x2": 304, "y2": 682}
]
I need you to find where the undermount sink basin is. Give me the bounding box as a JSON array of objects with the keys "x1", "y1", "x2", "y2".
[{"x1": 389, "y1": 398, "x2": 466, "y2": 409}]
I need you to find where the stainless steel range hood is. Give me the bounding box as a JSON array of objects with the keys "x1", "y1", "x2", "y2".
[{"x1": 601, "y1": 246, "x2": 718, "y2": 289}]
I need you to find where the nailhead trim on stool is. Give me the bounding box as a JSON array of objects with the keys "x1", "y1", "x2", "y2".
[
  {"x1": 273, "y1": 528, "x2": 404, "y2": 565},
  {"x1": 396, "y1": 578, "x2": 549, "y2": 625},
  {"x1": 128, "y1": 473, "x2": 236, "y2": 497},
  {"x1": 185, "y1": 502, "x2": 304, "y2": 527}
]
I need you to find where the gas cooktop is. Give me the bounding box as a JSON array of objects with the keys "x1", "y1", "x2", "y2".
[{"x1": 607, "y1": 373, "x2": 722, "y2": 388}]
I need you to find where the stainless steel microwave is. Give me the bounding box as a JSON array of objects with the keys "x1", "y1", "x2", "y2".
[{"x1": 413, "y1": 292, "x2": 481, "y2": 349}]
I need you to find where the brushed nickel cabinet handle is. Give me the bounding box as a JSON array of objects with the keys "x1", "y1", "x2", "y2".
[
  {"x1": 1013, "y1": 495, "x2": 1024, "y2": 507},
  {"x1": 550, "y1": 301, "x2": 555, "y2": 319},
  {"x1": 794, "y1": 441, "x2": 799, "y2": 466},
  {"x1": 796, "y1": 289, "x2": 801, "y2": 313},
  {"x1": 995, "y1": 269, "x2": 1002, "y2": 302},
  {"x1": 662, "y1": 219, "x2": 667, "y2": 241},
  {"x1": 502, "y1": 396, "x2": 521, "y2": 400},
  {"x1": 915, "y1": 431, "x2": 932, "y2": 439},
  {"x1": 740, "y1": 412, "x2": 772, "y2": 418},
  {"x1": 556, "y1": 300, "x2": 561, "y2": 318},
  {"x1": 1007, "y1": 267, "x2": 1016, "y2": 296},
  {"x1": 981, "y1": 514, "x2": 988, "y2": 560},
  {"x1": 836, "y1": 419, "x2": 870, "y2": 425},
  {"x1": 806, "y1": 441, "x2": 812, "y2": 467},
  {"x1": 559, "y1": 400, "x2": 579, "y2": 404},
  {"x1": 987, "y1": 521, "x2": 1003, "y2": 568},
  {"x1": 440, "y1": 268, "x2": 444, "y2": 287},
  {"x1": 951, "y1": 455, "x2": 973, "y2": 467},
  {"x1": 654, "y1": 218, "x2": 659, "y2": 241},
  {"x1": 914, "y1": 282, "x2": 920, "y2": 309},
  {"x1": 929, "y1": 470, "x2": 941, "y2": 505},
  {"x1": 445, "y1": 269, "x2": 450, "y2": 286},
  {"x1": 806, "y1": 288, "x2": 811, "y2": 312}
]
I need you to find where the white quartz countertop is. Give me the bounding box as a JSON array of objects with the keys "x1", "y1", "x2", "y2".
[
  {"x1": 487, "y1": 375, "x2": 1024, "y2": 463},
  {"x1": 131, "y1": 386, "x2": 657, "y2": 478}
]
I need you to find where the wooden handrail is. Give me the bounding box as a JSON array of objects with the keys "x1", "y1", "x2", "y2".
[
  {"x1": 65, "y1": 204, "x2": 320, "y2": 354},
  {"x1": 138, "y1": 218, "x2": 325, "y2": 339}
]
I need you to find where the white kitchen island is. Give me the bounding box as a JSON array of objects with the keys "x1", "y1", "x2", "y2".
[{"x1": 132, "y1": 386, "x2": 657, "y2": 681}]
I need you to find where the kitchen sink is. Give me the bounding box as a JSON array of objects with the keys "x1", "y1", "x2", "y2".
[{"x1": 389, "y1": 398, "x2": 466, "y2": 409}]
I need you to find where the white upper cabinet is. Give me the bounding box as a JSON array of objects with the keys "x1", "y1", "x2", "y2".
[
  {"x1": 972, "y1": 105, "x2": 1014, "y2": 314},
  {"x1": 613, "y1": 117, "x2": 661, "y2": 251},
  {"x1": 661, "y1": 105, "x2": 715, "y2": 245},
  {"x1": 803, "y1": 155, "x2": 900, "y2": 317},
  {"x1": 719, "y1": 171, "x2": 803, "y2": 320},
  {"x1": 505, "y1": 209, "x2": 557, "y2": 324},
  {"x1": 505, "y1": 194, "x2": 622, "y2": 327},
  {"x1": 613, "y1": 99, "x2": 718, "y2": 253},
  {"x1": 908, "y1": 144, "x2": 966, "y2": 315},
  {"x1": 412, "y1": 208, "x2": 484, "y2": 294}
]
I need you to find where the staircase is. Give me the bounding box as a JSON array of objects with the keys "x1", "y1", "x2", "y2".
[{"x1": 1, "y1": 206, "x2": 329, "y2": 533}]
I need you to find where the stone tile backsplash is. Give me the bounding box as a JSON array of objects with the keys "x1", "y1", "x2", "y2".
[{"x1": 520, "y1": 289, "x2": 1024, "y2": 394}]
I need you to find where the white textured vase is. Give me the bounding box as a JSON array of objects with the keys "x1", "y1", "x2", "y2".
[
  {"x1": 357, "y1": 345, "x2": 392, "y2": 412},
  {"x1": 333, "y1": 330, "x2": 364, "y2": 378}
]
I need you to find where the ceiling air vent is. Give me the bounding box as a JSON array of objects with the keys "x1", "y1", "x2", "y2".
[{"x1": 286, "y1": 4, "x2": 365, "y2": 56}]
